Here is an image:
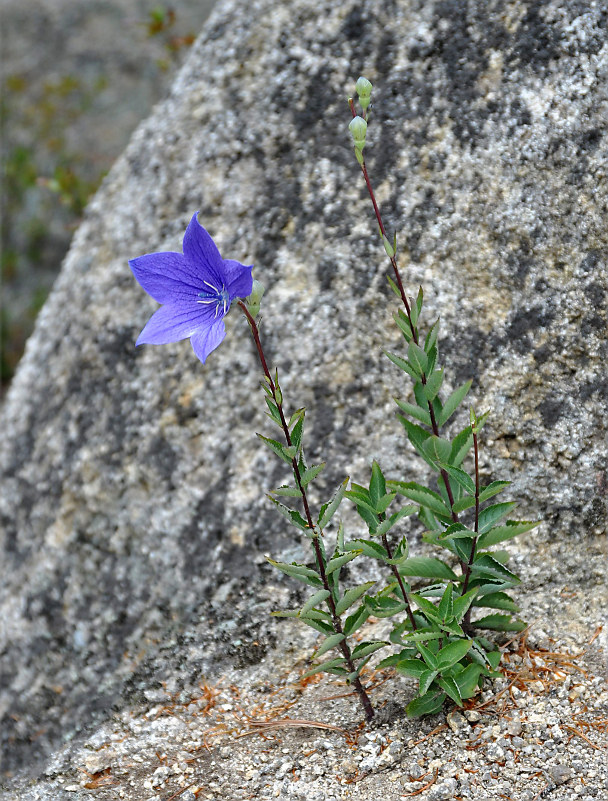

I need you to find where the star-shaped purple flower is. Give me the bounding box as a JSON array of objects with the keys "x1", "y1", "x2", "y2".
[{"x1": 130, "y1": 213, "x2": 253, "y2": 364}]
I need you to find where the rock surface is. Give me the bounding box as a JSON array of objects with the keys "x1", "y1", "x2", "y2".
[{"x1": 0, "y1": 0, "x2": 606, "y2": 795}]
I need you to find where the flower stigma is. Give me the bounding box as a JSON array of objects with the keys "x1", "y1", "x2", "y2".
[{"x1": 197, "y1": 281, "x2": 231, "y2": 317}]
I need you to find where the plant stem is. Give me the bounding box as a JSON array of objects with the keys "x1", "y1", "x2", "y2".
[
  {"x1": 461, "y1": 428, "x2": 480, "y2": 617},
  {"x1": 381, "y1": 533, "x2": 418, "y2": 630},
  {"x1": 239, "y1": 301, "x2": 375, "y2": 721}
]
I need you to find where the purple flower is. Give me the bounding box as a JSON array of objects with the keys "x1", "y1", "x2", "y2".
[{"x1": 130, "y1": 213, "x2": 253, "y2": 364}]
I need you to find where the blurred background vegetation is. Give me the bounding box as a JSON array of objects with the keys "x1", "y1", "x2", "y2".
[{"x1": 1, "y1": 1, "x2": 217, "y2": 394}]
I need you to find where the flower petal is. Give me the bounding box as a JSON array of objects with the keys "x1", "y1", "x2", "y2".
[
  {"x1": 129, "y1": 252, "x2": 202, "y2": 304},
  {"x1": 190, "y1": 319, "x2": 226, "y2": 364},
  {"x1": 136, "y1": 302, "x2": 216, "y2": 346},
  {"x1": 222, "y1": 260, "x2": 254, "y2": 300},
  {"x1": 182, "y1": 213, "x2": 224, "y2": 287}
]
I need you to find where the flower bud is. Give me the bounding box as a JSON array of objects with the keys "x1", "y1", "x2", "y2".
[
  {"x1": 349, "y1": 115, "x2": 367, "y2": 151},
  {"x1": 355, "y1": 76, "x2": 373, "y2": 111},
  {"x1": 246, "y1": 279, "x2": 265, "y2": 317}
]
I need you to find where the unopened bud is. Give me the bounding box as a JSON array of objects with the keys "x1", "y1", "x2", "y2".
[
  {"x1": 355, "y1": 76, "x2": 373, "y2": 111},
  {"x1": 246, "y1": 279, "x2": 265, "y2": 317},
  {"x1": 348, "y1": 115, "x2": 367, "y2": 150}
]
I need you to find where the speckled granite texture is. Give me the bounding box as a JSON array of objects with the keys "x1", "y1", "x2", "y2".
[{"x1": 0, "y1": 0, "x2": 606, "y2": 791}]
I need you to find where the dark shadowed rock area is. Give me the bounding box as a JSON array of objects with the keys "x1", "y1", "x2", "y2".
[{"x1": 0, "y1": 0, "x2": 606, "y2": 797}]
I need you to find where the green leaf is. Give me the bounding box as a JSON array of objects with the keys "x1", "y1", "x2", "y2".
[
  {"x1": 318, "y1": 477, "x2": 349, "y2": 529},
  {"x1": 265, "y1": 397, "x2": 283, "y2": 425},
  {"x1": 478, "y1": 502, "x2": 518, "y2": 534},
  {"x1": 393, "y1": 308, "x2": 415, "y2": 341},
  {"x1": 399, "y1": 557, "x2": 457, "y2": 580},
  {"x1": 376, "y1": 505, "x2": 416, "y2": 537},
  {"x1": 419, "y1": 669, "x2": 439, "y2": 696},
  {"x1": 387, "y1": 274, "x2": 404, "y2": 302},
  {"x1": 385, "y1": 535, "x2": 410, "y2": 565},
  {"x1": 267, "y1": 496, "x2": 309, "y2": 531},
  {"x1": 437, "y1": 583, "x2": 453, "y2": 620},
  {"x1": 335, "y1": 582, "x2": 376, "y2": 616},
  {"x1": 390, "y1": 482, "x2": 452, "y2": 518},
  {"x1": 424, "y1": 318, "x2": 440, "y2": 354},
  {"x1": 417, "y1": 642, "x2": 439, "y2": 670},
  {"x1": 422, "y1": 436, "x2": 453, "y2": 465},
  {"x1": 394, "y1": 398, "x2": 432, "y2": 426},
  {"x1": 272, "y1": 614, "x2": 333, "y2": 635},
  {"x1": 343, "y1": 538, "x2": 388, "y2": 560},
  {"x1": 365, "y1": 595, "x2": 407, "y2": 618},
  {"x1": 272, "y1": 485, "x2": 302, "y2": 498},
  {"x1": 452, "y1": 495, "x2": 476, "y2": 514},
  {"x1": 439, "y1": 464, "x2": 476, "y2": 496},
  {"x1": 397, "y1": 418, "x2": 438, "y2": 470},
  {"x1": 302, "y1": 657, "x2": 346, "y2": 678},
  {"x1": 406, "y1": 690, "x2": 446, "y2": 718},
  {"x1": 438, "y1": 380, "x2": 472, "y2": 427},
  {"x1": 471, "y1": 553, "x2": 520, "y2": 584},
  {"x1": 411, "y1": 286, "x2": 424, "y2": 327},
  {"x1": 437, "y1": 675, "x2": 462, "y2": 705},
  {"x1": 369, "y1": 461, "x2": 386, "y2": 507},
  {"x1": 473, "y1": 614, "x2": 526, "y2": 632},
  {"x1": 257, "y1": 433, "x2": 295, "y2": 464},
  {"x1": 473, "y1": 591, "x2": 519, "y2": 612},
  {"x1": 478, "y1": 520, "x2": 539, "y2": 548},
  {"x1": 266, "y1": 558, "x2": 323, "y2": 587},
  {"x1": 453, "y1": 663, "x2": 483, "y2": 699},
  {"x1": 408, "y1": 341, "x2": 428, "y2": 377},
  {"x1": 436, "y1": 639, "x2": 472, "y2": 671},
  {"x1": 439, "y1": 522, "x2": 476, "y2": 540},
  {"x1": 343, "y1": 604, "x2": 370, "y2": 636},
  {"x1": 325, "y1": 550, "x2": 361, "y2": 575},
  {"x1": 450, "y1": 425, "x2": 473, "y2": 467},
  {"x1": 385, "y1": 351, "x2": 419, "y2": 381},
  {"x1": 478, "y1": 480, "x2": 511, "y2": 502},
  {"x1": 300, "y1": 463, "x2": 325, "y2": 487},
  {"x1": 290, "y1": 409, "x2": 305, "y2": 450},
  {"x1": 314, "y1": 632, "x2": 345, "y2": 659},
  {"x1": 453, "y1": 588, "x2": 479, "y2": 622},
  {"x1": 395, "y1": 657, "x2": 427, "y2": 678},
  {"x1": 423, "y1": 369, "x2": 444, "y2": 401},
  {"x1": 351, "y1": 641, "x2": 388, "y2": 660},
  {"x1": 300, "y1": 589, "x2": 331, "y2": 615}
]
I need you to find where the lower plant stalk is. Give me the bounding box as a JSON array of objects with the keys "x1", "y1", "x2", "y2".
[{"x1": 239, "y1": 301, "x2": 375, "y2": 721}]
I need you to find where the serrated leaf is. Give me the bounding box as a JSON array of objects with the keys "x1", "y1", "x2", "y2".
[
  {"x1": 325, "y1": 551, "x2": 361, "y2": 575},
  {"x1": 399, "y1": 629, "x2": 444, "y2": 644},
  {"x1": 318, "y1": 477, "x2": 349, "y2": 529},
  {"x1": 265, "y1": 397, "x2": 282, "y2": 425},
  {"x1": 387, "y1": 274, "x2": 404, "y2": 302},
  {"x1": 394, "y1": 397, "x2": 432, "y2": 426},
  {"x1": 375, "y1": 492, "x2": 396, "y2": 515},
  {"x1": 399, "y1": 557, "x2": 457, "y2": 580},
  {"x1": 351, "y1": 640, "x2": 388, "y2": 660},
  {"x1": 412, "y1": 286, "x2": 424, "y2": 325},
  {"x1": 419, "y1": 669, "x2": 439, "y2": 696},
  {"x1": 393, "y1": 308, "x2": 415, "y2": 341},
  {"x1": 471, "y1": 554, "x2": 520, "y2": 584},
  {"x1": 423, "y1": 369, "x2": 444, "y2": 401},
  {"x1": 365, "y1": 595, "x2": 407, "y2": 618},
  {"x1": 300, "y1": 463, "x2": 325, "y2": 487},
  {"x1": 453, "y1": 663, "x2": 483, "y2": 699},
  {"x1": 335, "y1": 582, "x2": 376, "y2": 616},
  {"x1": 439, "y1": 522, "x2": 476, "y2": 540},
  {"x1": 452, "y1": 495, "x2": 476, "y2": 514},
  {"x1": 257, "y1": 433, "x2": 295, "y2": 464},
  {"x1": 424, "y1": 318, "x2": 440, "y2": 354},
  {"x1": 302, "y1": 656, "x2": 346, "y2": 678},
  {"x1": 267, "y1": 496, "x2": 309, "y2": 531},
  {"x1": 343, "y1": 604, "x2": 370, "y2": 636},
  {"x1": 408, "y1": 341, "x2": 428, "y2": 377},
  {"x1": 450, "y1": 425, "x2": 473, "y2": 467},
  {"x1": 422, "y1": 436, "x2": 453, "y2": 465},
  {"x1": 473, "y1": 591, "x2": 519, "y2": 612},
  {"x1": 437, "y1": 583, "x2": 453, "y2": 621},
  {"x1": 397, "y1": 418, "x2": 438, "y2": 470},
  {"x1": 300, "y1": 589, "x2": 330, "y2": 616},
  {"x1": 478, "y1": 502, "x2": 518, "y2": 534},
  {"x1": 376, "y1": 505, "x2": 416, "y2": 538},
  {"x1": 473, "y1": 614, "x2": 526, "y2": 632},
  {"x1": 438, "y1": 380, "x2": 473, "y2": 427},
  {"x1": 439, "y1": 464, "x2": 476, "y2": 496},
  {"x1": 385, "y1": 534, "x2": 410, "y2": 565},
  {"x1": 343, "y1": 538, "x2": 388, "y2": 561},
  {"x1": 272, "y1": 485, "x2": 302, "y2": 498},
  {"x1": 385, "y1": 350, "x2": 419, "y2": 381},
  {"x1": 266, "y1": 558, "x2": 322, "y2": 588},
  {"x1": 390, "y1": 482, "x2": 452, "y2": 518},
  {"x1": 436, "y1": 639, "x2": 472, "y2": 671},
  {"x1": 417, "y1": 642, "x2": 439, "y2": 670},
  {"x1": 478, "y1": 480, "x2": 511, "y2": 502},
  {"x1": 406, "y1": 690, "x2": 446, "y2": 718},
  {"x1": 437, "y1": 675, "x2": 462, "y2": 705},
  {"x1": 290, "y1": 410, "x2": 305, "y2": 450},
  {"x1": 369, "y1": 461, "x2": 386, "y2": 507},
  {"x1": 453, "y1": 588, "x2": 479, "y2": 622},
  {"x1": 478, "y1": 520, "x2": 539, "y2": 548},
  {"x1": 314, "y1": 632, "x2": 345, "y2": 659},
  {"x1": 395, "y1": 657, "x2": 427, "y2": 678}
]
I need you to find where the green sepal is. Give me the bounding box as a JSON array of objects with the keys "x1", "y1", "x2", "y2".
[
  {"x1": 473, "y1": 614, "x2": 526, "y2": 632},
  {"x1": 478, "y1": 502, "x2": 518, "y2": 533},
  {"x1": 302, "y1": 657, "x2": 347, "y2": 678},
  {"x1": 390, "y1": 482, "x2": 452, "y2": 518},
  {"x1": 437, "y1": 380, "x2": 472, "y2": 427},
  {"x1": 257, "y1": 433, "x2": 295, "y2": 464},
  {"x1": 408, "y1": 341, "x2": 428, "y2": 377},
  {"x1": 394, "y1": 397, "x2": 432, "y2": 426},
  {"x1": 300, "y1": 463, "x2": 325, "y2": 488},
  {"x1": 406, "y1": 690, "x2": 446, "y2": 718},
  {"x1": 266, "y1": 558, "x2": 322, "y2": 588},
  {"x1": 423, "y1": 369, "x2": 444, "y2": 401},
  {"x1": 325, "y1": 550, "x2": 361, "y2": 575},
  {"x1": 267, "y1": 496, "x2": 309, "y2": 531},
  {"x1": 335, "y1": 582, "x2": 376, "y2": 616},
  {"x1": 300, "y1": 589, "x2": 331, "y2": 616},
  {"x1": 343, "y1": 604, "x2": 370, "y2": 636},
  {"x1": 477, "y1": 520, "x2": 539, "y2": 548},
  {"x1": 314, "y1": 632, "x2": 345, "y2": 659},
  {"x1": 318, "y1": 477, "x2": 349, "y2": 529},
  {"x1": 399, "y1": 557, "x2": 457, "y2": 580}
]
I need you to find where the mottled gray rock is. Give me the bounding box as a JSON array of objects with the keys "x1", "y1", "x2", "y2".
[{"x1": 1, "y1": 0, "x2": 607, "y2": 792}]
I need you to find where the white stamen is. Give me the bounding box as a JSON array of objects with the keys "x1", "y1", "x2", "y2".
[{"x1": 203, "y1": 279, "x2": 219, "y2": 292}]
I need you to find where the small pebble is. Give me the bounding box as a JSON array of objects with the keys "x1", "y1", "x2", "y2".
[{"x1": 549, "y1": 764, "x2": 572, "y2": 785}]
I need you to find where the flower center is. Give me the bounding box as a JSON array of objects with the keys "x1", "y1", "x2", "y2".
[{"x1": 197, "y1": 280, "x2": 231, "y2": 317}]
